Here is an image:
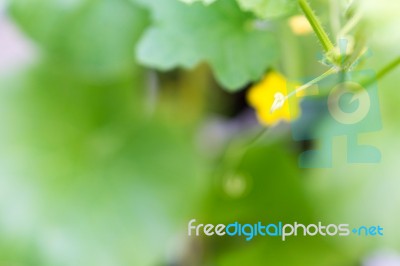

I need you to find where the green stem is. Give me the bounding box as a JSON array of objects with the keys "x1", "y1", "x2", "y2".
[
  {"x1": 298, "y1": 0, "x2": 335, "y2": 53},
  {"x1": 287, "y1": 67, "x2": 337, "y2": 98},
  {"x1": 362, "y1": 57, "x2": 400, "y2": 88},
  {"x1": 376, "y1": 57, "x2": 400, "y2": 81}
]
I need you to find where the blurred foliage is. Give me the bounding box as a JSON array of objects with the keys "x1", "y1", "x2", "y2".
[
  {"x1": 0, "y1": 0, "x2": 399, "y2": 265},
  {"x1": 236, "y1": 0, "x2": 297, "y2": 19},
  {"x1": 0, "y1": 77, "x2": 207, "y2": 264},
  {"x1": 2, "y1": 0, "x2": 208, "y2": 265},
  {"x1": 136, "y1": 0, "x2": 279, "y2": 90},
  {"x1": 9, "y1": 0, "x2": 149, "y2": 81}
]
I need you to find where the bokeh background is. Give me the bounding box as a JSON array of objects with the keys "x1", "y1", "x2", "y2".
[{"x1": 0, "y1": 0, "x2": 399, "y2": 265}]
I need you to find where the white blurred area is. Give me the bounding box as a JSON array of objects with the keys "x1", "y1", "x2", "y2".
[
  {"x1": 0, "y1": 0, "x2": 36, "y2": 76},
  {"x1": 360, "y1": 0, "x2": 400, "y2": 53},
  {"x1": 363, "y1": 250, "x2": 400, "y2": 266}
]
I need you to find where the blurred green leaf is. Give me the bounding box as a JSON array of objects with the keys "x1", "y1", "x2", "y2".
[
  {"x1": 0, "y1": 62, "x2": 207, "y2": 265},
  {"x1": 135, "y1": 0, "x2": 279, "y2": 91},
  {"x1": 236, "y1": 0, "x2": 297, "y2": 19},
  {"x1": 214, "y1": 238, "x2": 354, "y2": 266},
  {"x1": 198, "y1": 141, "x2": 355, "y2": 265},
  {"x1": 2, "y1": 0, "x2": 207, "y2": 262},
  {"x1": 203, "y1": 140, "x2": 313, "y2": 224},
  {"x1": 9, "y1": 0, "x2": 149, "y2": 80}
]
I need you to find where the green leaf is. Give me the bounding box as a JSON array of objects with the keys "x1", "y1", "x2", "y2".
[
  {"x1": 135, "y1": 0, "x2": 279, "y2": 91},
  {"x1": 9, "y1": 0, "x2": 149, "y2": 80},
  {"x1": 236, "y1": 0, "x2": 297, "y2": 19},
  {"x1": 0, "y1": 63, "x2": 207, "y2": 265}
]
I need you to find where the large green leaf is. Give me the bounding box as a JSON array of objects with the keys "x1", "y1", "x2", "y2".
[
  {"x1": 9, "y1": 0, "x2": 149, "y2": 80},
  {"x1": 237, "y1": 0, "x2": 297, "y2": 19},
  {"x1": 136, "y1": 0, "x2": 279, "y2": 91},
  {"x1": 0, "y1": 64, "x2": 207, "y2": 265},
  {"x1": 1, "y1": 1, "x2": 206, "y2": 264}
]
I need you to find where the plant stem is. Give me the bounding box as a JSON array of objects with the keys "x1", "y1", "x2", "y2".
[
  {"x1": 362, "y1": 57, "x2": 400, "y2": 88},
  {"x1": 376, "y1": 56, "x2": 400, "y2": 81},
  {"x1": 298, "y1": 0, "x2": 335, "y2": 53},
  {"x1": 287, "y1": 67, "x2": 337, "y2": 98}
]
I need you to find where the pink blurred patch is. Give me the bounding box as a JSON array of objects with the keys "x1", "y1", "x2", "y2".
[{"x1": 0, "y1": 10, "x2": 37, "y2": 75}]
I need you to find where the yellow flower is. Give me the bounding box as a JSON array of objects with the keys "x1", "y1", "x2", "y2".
[{"x1": 247, "y1": 71, "x2": 300, "y2": 126}]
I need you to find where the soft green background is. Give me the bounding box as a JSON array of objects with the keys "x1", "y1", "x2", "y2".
[{"x1": 0, "y1": 0, "x2": 399, "y2": 265}]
